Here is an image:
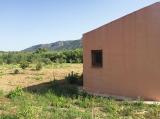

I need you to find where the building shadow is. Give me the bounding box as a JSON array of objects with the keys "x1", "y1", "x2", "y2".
[{"x1": 23, "y1": 79, "x2": 84, "y2": 98}]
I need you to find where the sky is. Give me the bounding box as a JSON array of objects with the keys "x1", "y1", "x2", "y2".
[{"x1": 0, "y1": 0, "x2": 159, "y2": 51}]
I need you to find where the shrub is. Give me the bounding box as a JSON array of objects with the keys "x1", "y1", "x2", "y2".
[
  {"x1": 20, "y1": 61, "x2": 29, "y2": 69},
  {"x1": 36, "y1": 63, "x2": 42, "y2": 71},
  {"x1": 8, "y1": 87, "x2": 24, "y2": 99},
  {"x1": 65, "y1": 72, "x2": 83, "y2": 85},
  {"x1": 14, "y1": 69, "x2": 20, "y2": 74},
  {"x1": 41, "y1": 58, "x2": 52, "y2": 65},
  {"x1": 65, "y1": 71, "x2": 80, "y2": 84}
]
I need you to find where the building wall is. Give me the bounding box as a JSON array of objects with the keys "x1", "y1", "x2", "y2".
[{"x1": 83, "y1": 3, "x2": 160, "y2": 101}]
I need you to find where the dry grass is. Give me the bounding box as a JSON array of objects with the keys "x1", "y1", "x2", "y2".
[{"x1": 0, "y1": 63, "x2": 82, "y2": 93}]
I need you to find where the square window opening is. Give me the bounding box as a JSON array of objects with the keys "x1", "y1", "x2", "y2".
[{"x1": 91, "y1": 50, "x2": 103, "y2": 68}]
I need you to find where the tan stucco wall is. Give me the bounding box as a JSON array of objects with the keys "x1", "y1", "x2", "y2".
[{"x1": 83, "y1": 3, "x2": 160, "y2": 101}]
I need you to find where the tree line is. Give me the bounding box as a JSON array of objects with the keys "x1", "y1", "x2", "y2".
[{"x1": 0, "y1": 48, "x2": 83, "y2": 64}]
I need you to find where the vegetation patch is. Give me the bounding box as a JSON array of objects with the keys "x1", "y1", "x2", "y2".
[
  {"x1": 0, "y1": 71, "x2": 5, "y2": 77},
  {"x1": 16, "y1": 102, "x2": 42, "y2": 119},
  {"x1": 32, "y1": 76, "x2": 43, "y2": 81},
  {"x1": 65, "y1": 71, "x2": 83, "y2": 85},
  {"x1": 0, "y1": 79, "x2": 160, "y2": 119},
  {"x1": 0, "y1": 90, "x2": 4, "y2": 97},
  {"x1": 35, "y1": 63, "x2": 42, "y2": 71},
  {"x1": 0, "y1": 63, "x2": 159, "y2": 118},
  {"x1": 0, "y1": 48, "x2": 83, "y2": 65},
  {"x1": 8, "y1": 87, "x2": 24, "y2": 99},
  {"x1": 13, "y1": 69, "x2": 20, "y2": 74},
  {"x1": 20, "y1": 61, "x2": 29, "y2": 70}
]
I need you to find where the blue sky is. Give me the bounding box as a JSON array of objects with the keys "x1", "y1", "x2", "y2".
[{"x1": 0, "y1": 0, "x2": 159, "y2": 51}]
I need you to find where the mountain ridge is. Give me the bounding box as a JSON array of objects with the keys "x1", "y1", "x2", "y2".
[{"x1": 23, "y1": 39, "x2": 82, "y2": 51}]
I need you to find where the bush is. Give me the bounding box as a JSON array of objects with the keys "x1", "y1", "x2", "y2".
[
  {"x1": 36, "y1": 63, "x2": 42, "y2": 71},
  {"x1": 65, "y1": 71, "x2": 80, "y2": 84},
  {"x1": 65, "y1": 72, "x2": 83, "y2": 85},
  {"x1": 20, "y1": 61, "x2": 29, "y2": 69},
  {"x1": 41, "y1": 58, "x2": 52, "y2": 65},
  {"x1": 8, "y1": 87, "x2": 24, "y2": 99},
  {"x1": 14, "y1": 69, "x2": 20, "y2": 74}
]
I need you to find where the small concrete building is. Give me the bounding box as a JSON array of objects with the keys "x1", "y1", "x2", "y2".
[{"x1": 83, "y1": 2, "x2": 160, "y2": 101}]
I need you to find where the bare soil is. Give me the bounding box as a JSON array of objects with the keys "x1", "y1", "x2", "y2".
[{"x1": 0, "y1": 64, "x2": 82, "y2": 93}]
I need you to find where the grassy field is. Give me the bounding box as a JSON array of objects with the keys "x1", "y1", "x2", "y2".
[{"x1": 0, "y1": 63, "x2": 160, "y2": 119}]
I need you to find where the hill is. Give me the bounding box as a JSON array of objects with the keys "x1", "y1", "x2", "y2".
[{"x1": 23, "y1": 39, "x2": 82, "y2": 51}]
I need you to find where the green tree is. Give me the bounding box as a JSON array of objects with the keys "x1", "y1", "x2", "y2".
[{"x1": 20, "y1": 61, "x2": 29, "y2": 69}]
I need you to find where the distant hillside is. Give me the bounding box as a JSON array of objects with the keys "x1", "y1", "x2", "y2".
[{"x1": 23, "y1": 39, "x2": 82, "y2": 51}]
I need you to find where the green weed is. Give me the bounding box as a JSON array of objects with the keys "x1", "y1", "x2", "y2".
[{"x1": 8, "y1": 87, "x2": 24, "y2": 99}]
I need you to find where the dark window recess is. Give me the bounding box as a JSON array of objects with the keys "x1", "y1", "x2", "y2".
[{"x1": 91, "y1": 50, "x2": 103, "y2": 67}]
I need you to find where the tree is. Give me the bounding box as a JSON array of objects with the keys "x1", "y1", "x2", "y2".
[{"x1": 20, "y1": 61, "x2": 29, "y2": 69}]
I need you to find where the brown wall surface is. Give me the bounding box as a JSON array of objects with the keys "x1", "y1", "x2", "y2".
[{"x1": 83, "y1": 3, "x2": 160, "y2": 101}]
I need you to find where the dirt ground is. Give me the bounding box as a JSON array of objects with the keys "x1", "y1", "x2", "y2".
[{"x1": 0, "y1": 64, "x2": 83, "y2": 93}]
